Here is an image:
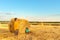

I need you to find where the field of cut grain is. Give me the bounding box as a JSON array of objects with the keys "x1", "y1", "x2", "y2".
[{"x1": 0, "y1": 24, "x2": 60, "y2": 40}]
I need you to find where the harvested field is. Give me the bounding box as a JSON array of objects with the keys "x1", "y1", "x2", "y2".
[{"x1": 0, "y1": 24, "x2": 60, "y2": 40}]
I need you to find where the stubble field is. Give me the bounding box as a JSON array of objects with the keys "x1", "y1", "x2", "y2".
[{"x1": 0, "y1": 24, "x2": 60, "y2": 40}]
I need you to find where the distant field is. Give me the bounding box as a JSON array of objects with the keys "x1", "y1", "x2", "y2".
[{"x1": 0, "y1": 22, "x2": 60, "y2": 40}]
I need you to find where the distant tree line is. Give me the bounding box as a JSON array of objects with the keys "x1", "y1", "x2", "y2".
[
  {"x1": 0, "y1": 21, "x2": 9, "y2": 24},
  {"x1": 0, "y1": 21, "x2": 60, "y2": 26}
]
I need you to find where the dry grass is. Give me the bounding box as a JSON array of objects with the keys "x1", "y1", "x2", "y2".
[{"x1": 0, "y1": 24, "x2": 60, "y2": 40}]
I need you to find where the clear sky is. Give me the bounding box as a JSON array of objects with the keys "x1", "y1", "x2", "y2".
[{"x1": 0, "y1": 0, "x2": 60, "y2": 21}]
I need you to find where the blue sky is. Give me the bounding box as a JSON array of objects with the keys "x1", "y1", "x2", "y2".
[{"x1": 0, "y1": 0, "x2": 60, "y2": 21}]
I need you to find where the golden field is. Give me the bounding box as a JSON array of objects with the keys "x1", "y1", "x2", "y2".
[{"x1": 0, "y1": 23, "x2": 60, "y2": 40}]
